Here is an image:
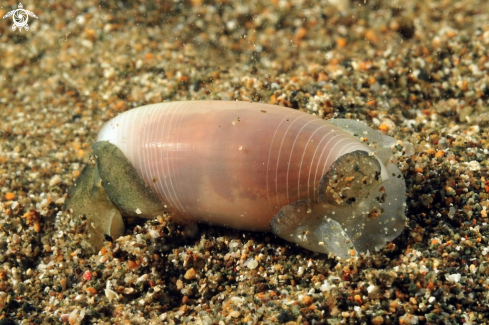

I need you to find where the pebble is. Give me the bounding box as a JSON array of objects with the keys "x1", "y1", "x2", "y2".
[{"x1": 184, "y1": 268, "x2": 197, "y2": 280}]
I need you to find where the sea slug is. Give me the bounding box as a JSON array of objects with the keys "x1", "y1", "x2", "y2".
[{"x1": 64, "y1": 101, "x2": 406, "y2": 258}]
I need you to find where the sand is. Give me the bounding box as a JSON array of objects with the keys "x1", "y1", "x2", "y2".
[{"x1": 1, "y1": 0, "x2": 489, "y2": 323}]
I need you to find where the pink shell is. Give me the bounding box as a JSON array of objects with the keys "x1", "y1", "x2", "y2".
[{"x1": 97, "y1": 101, "x2": 374, "y2": 231}]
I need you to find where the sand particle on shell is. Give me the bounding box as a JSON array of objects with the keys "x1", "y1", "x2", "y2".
[{"x1": 1, "y1": 0, "x2": 489, "y2": 323}]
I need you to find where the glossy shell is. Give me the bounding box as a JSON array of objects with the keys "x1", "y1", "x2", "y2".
[{"x1": 97, "y1": 101, "x2": 376, "y2": 230}]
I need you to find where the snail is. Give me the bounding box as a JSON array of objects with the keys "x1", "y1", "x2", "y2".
[{"x1": 65, "y1": 101, "x2": 406, "y2": 258}]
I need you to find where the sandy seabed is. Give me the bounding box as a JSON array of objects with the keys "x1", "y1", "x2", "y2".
[{"x1": 1, "y1": 0, "x2": 489, "y2": 324}]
